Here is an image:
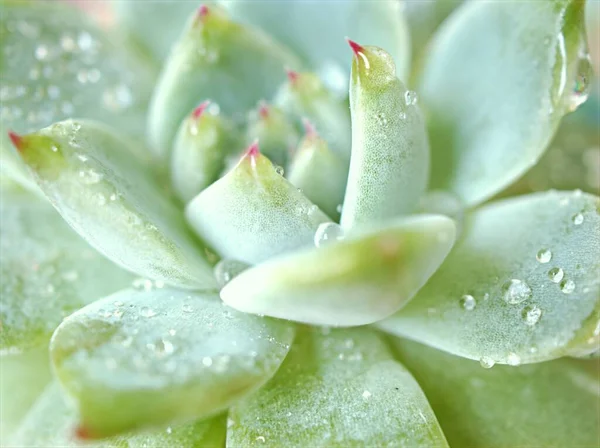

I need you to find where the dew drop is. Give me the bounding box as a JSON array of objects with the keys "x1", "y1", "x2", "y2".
[
  {"x1": 214, "y1": 259, "x2": 247, "y2": 287},
  {"x1": 34, "y1": 44, "x2": 49, "y2": 61},
  {"x1": 460, "y1": 294, "x2": 476, "y2": 311},
  {"x1": 572, "y1": 213, "x2": 584, "y2": 225},
  {"x1": 336, "y1": 204, "x2": 343, "y2": 214},
  {"x1": 255, "y1": 436, "x2": 266, "y2": 443},
  {"x1": 274, "y1": 165, "x2": 285, "y2": 176},
  {"x1": 314, "y1": 222, "x2": 344, "y2": 248},
  {"x1": 479, "y1": 357, "x2": 495, "y2": 369},
  {"x1": 502, "y1": 279, "x2": 532, "y2": 304},
  {"x1": 536, "y1": 249, "x2": 552, "y2": 263},
  {"x1": 182, "y1": 304, "x2": 193, "y2": 313},
  {"x1": 404, "y1": 90, "x2": 418, "y2": 106},
  {"x1": 522, "y1": 305, "x2": 542, "y2": 326},
  {"x1": 560, "y1": 279, "x2": 575, "y2": 294},
  {"x1": 568, "y1": 52, "x2": 592, "y2": 112},
  {"x1": 362, "y1": 390, "x2": 372, "y2": 399},
  {"x1": 140, "y1": 307, "x2": 157, "y2": 318},
  {"x1": 506, "y1": 352, "x2": 521, "y2": 366},
  {"x1": 548, "y1": 267, "x2": 564, "y2": 283}
]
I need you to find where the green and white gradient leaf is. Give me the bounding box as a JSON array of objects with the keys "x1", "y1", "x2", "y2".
[
  {"x1": 15, "y1": 119, "x2": 215, "y2": 289},
  {"x1": 11, "y1": 382, "x2": 226, "y2": 447},
  {"x1": 392, "y1": 338, "x2": 600, "y2": 447},
  {"x1": 50, "y1": 288, "x2": 295, "y2": 438},
  {"x1": 420, "y1": 0, "x2": 588, "y2": 206},
  {"x1": 0, "y1": 346, "x2": 52, "y2": 445},
  {"x1": 0, "y1": 187, "x2": 133, "y2": 351},
  {"x1": 221, "y1": 215, "x2": 456, "y2": 326},
  {"x1": 0, "y1": 1, "x2": 154, "y2": 188},
  {"x1": 229, "y1": 327, "x2": 448, "y2": 447},
  {"x1": 220, "y1": 0, "x2": 410, "y2": 94},
  {"x1": 186, "y1": 148, "x2": 330, "y2": 265},
  {"x1": 148, "y1": 5, "x2": 301, "y2": 160},
  {"x1": 341, "y1": 44, "x2": 429, "y2": 230},
  {"x1": 379, "y1": 191, "x2": 600, "y2": 364}
]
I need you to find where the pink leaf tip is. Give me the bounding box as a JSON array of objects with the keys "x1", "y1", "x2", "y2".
[
  {"x1": 286, "y1": 68, "x2": 299, "y2": 84},
  {"x1": 197, "y1": 4, "x2": 209, "y2": 21},
  {"x1": 258, "y1": 102, "x2": 269, "y2": 119},
  {"x1": 8, "y1": 131, "x2": 22, "y2": 151},
  {"x1": 302, "y1": 118, "x2": 317, "y2": 137},
  {"x1": 346, "y1": 38, "x2": 364, "y2": 56},
  {"x1": 245, "y1": 140, "x2": 260, "y2": 158},
  {"x1": 192, "y1": 100, "x2": 210, "y2": 119}
]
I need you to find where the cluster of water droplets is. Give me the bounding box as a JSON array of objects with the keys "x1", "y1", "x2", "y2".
[{"x1": 314, "y1": 222, "x2": 345, "y2": 248}]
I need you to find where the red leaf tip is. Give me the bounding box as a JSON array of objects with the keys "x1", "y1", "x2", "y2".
[
  {"x1": 285, "y1": 68, "x2": 299, "y2": 84},
  {"x1": 192, "y1": 100, "x2": 210, "y2": 119},
  {"x1": 245, "y1": 140, "x2": 260, "y2": 158},
  {"x1": 302, "y1": 118, "x2": 317, "y2": 137},
  {"x1": 8, "y1": 131, "x2": 22, "y2": 151},
  {"x1": 197, "y1": 5, "x2": 209, "y2": 20},
  {"x1": 74, "y1": 425, "x2": 91, "y2": 441},
  {"x1": 346, "y1": 38, "x2": 364, "y2": 56},
  {"x1": 258, "y1": 102, "x2": 269, "y2": 119}
]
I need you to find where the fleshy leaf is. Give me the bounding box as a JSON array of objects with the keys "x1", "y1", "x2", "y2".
[
  {"x1": 12, "y1": 119, "x2": 215, "y2": 289},
  {"x1": 148, "y1": 5, "x2": 301, "y2": 161},
  {"x1": 228, "y1": 327, "x2": 448, "y2": 447},
  {"x1": 420, "y1": 0, "x2": 589, "y2": 206},
  {"x1": 186, "y1": 144, "x2": 330, "y2": 265},
  {"x1": 392, "y1": 338, "x2": 600, "y2": 447},
  {"x1": 379, "y1": 191, "x2": 600, "y2": 364},
  {"x1": 11, "y1": 382, "x2": 226, "y2": 447},
  {"x1": 0, "y1": 1, "x2": 154, "y2": 188},
  {"x1": 245, "y1": 102, "x2": 299, "y2": 168},
  {"x1": 0, "y1": 187, "x2": 133, "y2": 351},
  {"x1": 220, "y1": 0, "x2": 410, "y2": 94},
  {"x1": 0, "y1": 345, "x2": 52, "y2": 445},
  {"x1": 221, "y1": 215, "x2": 456, "y2": 326},
  {"x1": 170, "y1": 101, "x2": 234, "y2": 203},
  {"x1": 50, "y1": 288, "x2": 295, "y2": 438},
  {"x1": 341, "y1": 43, "x2": 429, "y2": 229},
  {"x1": 275, "y1": 71, "x2": 351, "y2": 159},
  {"x1": 287, "y1": 125, "x2": 347, "y2": 220}
]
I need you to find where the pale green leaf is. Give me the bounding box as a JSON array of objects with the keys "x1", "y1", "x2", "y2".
[
  {"x1": 220, "y1": 0, "x2": 410, "y2": 94},
  {"x1": 0, "y1": 187, "x2": 133, "y2": 351},
  {"x1": 11, "y1": 382, "x2": 226, "y2": 447},
  {"x1": 0, "y1": 1, "x2": 154, "y2": 188},
  {"x1": 186, "y1": 147, "x2": 330, "y2": 265},
  {"x1": 420, "y1": 0, "x2": 588, "y2": 206},
  {"x1": 148, "y1": 5, "x2": 301, "y2": 161},
  {"x1": 228, "y1": 327, "x2": 448, "y2": 447},
  {"x1": 341, "y1": 44, "x2": 429, "y2": 230},
  {"x1": 221, "y1": 215, "x2": 456, "y2": 326},
  {"x1": 50, "y1": 288, "x2": 295, "y2": 438},
  {"x1": 379, "y1": 190, "x2": 600, "y2": 364},
  {"x1": 14, "y1": 119, "x2": 215, "y2": 289},
  {"x1": 392, "y1": 338, "x2": 600, "y2": 447}
]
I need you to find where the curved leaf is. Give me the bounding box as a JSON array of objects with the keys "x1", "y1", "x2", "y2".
[
  {"x1": 228, "y1": 327, "x2": 448, "y2": 447},
  {"x1": 221, "y1": 215, "x2": 456, "y2": 326},
  {"x1": 392, "y1": 338, "x2": 600, "y2": 447},
  {"x1": 13, "y1": 119, "x2": 215, "y2": 289},
  {"x1": 341, "y1": 43, "x2": 429, "y2": 230},
  {"x1": 186, "y1": 145, "x2": 330, "y2": 265},
  {"x1": 148, "y1": 5, "x2": 301, "y2": 161},
  {"x1": 0, "y1": 187, "x2": 133, "y2": 351},
  {"x1": 420, "y1": 0, "x2": 589, "y2": 206},
  {"x1": 220, "y1": 0, "x2": 411, "y2": 93},
  {"x1": 379, "y1": 191, "x2": 600, "y2": 364},
  {"x1": 50, "y1": 288, "x2": 295, "y2": 438},
  {"x1": 11, "y1": 382, "x2": 226, "y2": 447},
  {"x1": 0, "y1": 1, "x2": 154, "y2": 187}
]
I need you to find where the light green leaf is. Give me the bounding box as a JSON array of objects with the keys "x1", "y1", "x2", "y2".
[
  {"x1": 50, "y1": 288, "x2": 295, "y2": 438},
  {"x1": 379, "y1": 191, "x2": 600, "y2": 364},
  {"x1": 228, "y1": 327, "x2": 448, "y2": 447},
  {"x1": 392, "y1": 338, "x2": 600, "y2": 447},
  {"x1": 0, "y1": 345, "x2": 52, "y2": 445},
  {"x1": 221, "y1": 215, "x2": 456, "y2": 326},
  {"x1": 14, "y1": 119, "x2": 215, "y2": 289},
  {"x1": 148, "y1": 5, "x2": 301, "y2": 161},
  {"x1": 186, "y1": 146, "x2": 330, "y2": 265},
  {"x1": 287, "y1": 127, "x2": 347, "y2": 220},
  {"x1": 0, "y1": 1, "x2": 154, "y2": 188},
  {"x1": 11, "y1": 382, "x2": 226, "y2": 447},
  {"x1": 420, "y1": 0, "x2": 588, "y2": 206},
  {"x1": 0, "y1": 187, "x2": 133, "y2": 351},
  {"x1": 170, "y1": 101, "x2": 235, "y2": 203},
  {"x1": 341, "y1": 43, "x2": 429, "y2": 230},
  {"x1": 220, "y1": 0, "x2": 410, "y2": 94}
]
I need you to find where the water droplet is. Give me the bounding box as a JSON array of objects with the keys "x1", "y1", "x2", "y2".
[
  {"x1": 255, "y1": 436, "x2": 266, "y2": 443},
  {"x1": 479, "y1": 357, "x2": 495, "y2": 369},
  {"x1": 314, "y1": 222, "x2": 344, "y2": 248},
  {"x1": 336, "y1": 204, "x2": 343, "y2": 214},
  {"x1": 34, "y1": 44, "x2": 49, "y2": 61},
  {"x1": 506, "y1": 352, "x2": 521, "y2": 366},
  {"x1": 568, "y1": 52, "x2": 592, "y2": 112},
  {"x1": 165, "y1": 427, "x2": 172, "y2": 435},
  {"x1": 548, "y1": 267, "x2": 564, "y2": 283},
  {"x1": 522, "y1": 305, "x2": 542, "y2": 326},
  {"x1": 404, "y1": 90, "x2": 418, "y2": 106},
  {"x1": 560, "y1": 279, "x2": 575, "y2": 294},
  {"x1": 140, "y1": 307, "x2": 157, "y2": 318},
  {"x1": 375, "y1": 112, "x2": 388, "y2": 126},
  {"x1": 202, "y1": 356, "x2": 213, "y2": 367},
  {"x1": 214, "y1": 259, "x2": 247, "y2": 287},
  {"x1": 182, "y1": 304, "x2": 193, "y2": 313},
  {"x1": 274, "y1": 165, "x2": 285, "y2": 176},
  {"x1": 536, "y1": 249, "x2": 552, "y2": 263},
  {"x1": 77, "y1": 31, "x2": 94, "y2": 51},
  {"x1": 502, "y1": 279, "x2": 532, "y2": 304},
  {"x1": 460, "y1": 294, "x2": 476, "y2": 311},
  {"x1": 362, "y1": 390, "x2": 372, "y2": 399},
  {"x1": 572, "y1": 213, "x2": 584, "y2": 225}
]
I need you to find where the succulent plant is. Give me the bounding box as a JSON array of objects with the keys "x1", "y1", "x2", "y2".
[{"x1": 1, "y1": 0, "x2": 599, "y2": 446}]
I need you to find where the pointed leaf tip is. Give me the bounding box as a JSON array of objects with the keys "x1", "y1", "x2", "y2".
[
  {"x1": 197, "y1": 4, "x2": 209, "y2": 19},
  {"x1": 8, "y1": 131, "x2": 22, "y2": 150},
  {"x1": 258, "y1": 102, "x2": 270, "y2": 119},
  {"x1": 302, "y1": 118, "x2": 317, "y2": 137},
  {"x1": 346, "y1": 38, "x2": 364, "y2": 56},
  {"x1": 192, "y1": 101, "x2": 210, "y2": 119},
  {"x1": 286, "y1": 68, "x2": 299, "y2": 84},
  {"x1": 245, "y1": 140, "x2": 260, "y2": 158}
]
